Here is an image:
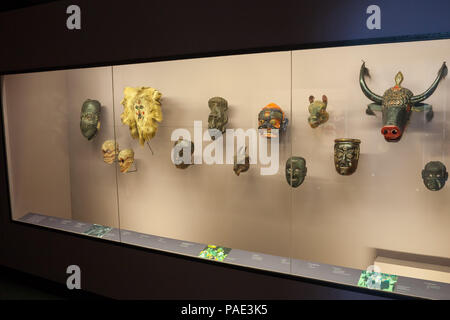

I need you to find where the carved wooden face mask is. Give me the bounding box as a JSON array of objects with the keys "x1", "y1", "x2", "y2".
[
  {"x1": 118, "y1": 149, "x2": 135, "y2": 173},
  {"x1": 120, "y1": 87, "x2": 162, "y2": 146},
  {"x1": 208, "y1": 97, "x2": 228, "y2": 139},
  {"x1": 334, "y1": 139, "x2": 361, "y2": 176},
  {"x1": 422, "y1": 161, "x2": 448, "y2": 191},
  {"x1": 286, "y1": 157, "x2": 307, "y2": 188},
  {"x1": 80, "y1": 99, "x2": 101, "y2": 140},
  {"x1": 102, "y1": 140, "x2": 119, "y2": 164},
  {"x1": 308, "y1": 95, "x2": 329, "y2": 128}
]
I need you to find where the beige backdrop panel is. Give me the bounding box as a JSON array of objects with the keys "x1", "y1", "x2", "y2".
[
  {"x1": 291, "y1": 39, "x2": 450, "y2": 271},
  {"x1": 66, "y1": 67, "x2": 119, "y2": 228},
  {"x1": 2, "y1": 71, "x2": 72, "y2": 220},
  {"x1": 113, "y1": 52, "x2": 293, "y2": 257},
  {"x1": 3, "y1": 41, "x2": 449, "y2": 280}
]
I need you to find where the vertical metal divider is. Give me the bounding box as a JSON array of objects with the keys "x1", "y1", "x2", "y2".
[
  {"x1": 111, "y1": 65, "x2": 122, "y2": 243},
  {"x1": 443, "y1": 77, "x2": 447, "y2": 166},
  {"x1": 289, "y1": 50, "x2": 294, "y2": 275}
]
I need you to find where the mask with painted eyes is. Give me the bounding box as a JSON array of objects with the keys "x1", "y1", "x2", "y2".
[
  {"x1": 118, "y1": 149, "x2": 135, "y2": 173},
  {"x1": 208, "y1": 97, "x2": 228, "y2": 140},
  {"x1": 101, "y1": 140, "x2": 119, "y2": 164},
  {"x1": 334, "y1": 139, "x2": 361, "y2": 176},
  {"x1": 173, "y1": 138, "x2": 194, "y2": 169},
  {"x1": 286, "y1": 157, "x2": 307, "y2": 188},
  {"x1": 258, "y1": 103, "x2": 288, "y2": 138},
  {"x1": 120, "y1": 87, "x2": 162, "y2": 146},
  {"x1": 422, "y1": 161, "x2": 448, "y2": 191},
  {"x1": 80, "y1": 99, "x2": 101, "y2": 140}
]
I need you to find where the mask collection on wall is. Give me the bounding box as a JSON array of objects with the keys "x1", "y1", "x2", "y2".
[{"x1": 80, "y1": 61, "x2": 448, "y2": 190}]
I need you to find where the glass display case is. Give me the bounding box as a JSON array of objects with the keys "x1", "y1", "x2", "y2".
[{"x1": 2, "y1": 38, "x2": 450, "y2": 299}]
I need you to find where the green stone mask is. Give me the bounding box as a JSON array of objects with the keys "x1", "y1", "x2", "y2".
[
  {"x1": 422, "y1": 161, "x2": 448, "y2": 191},
  {"x1": 80, "y1": 99, "x2": 101, "y2": 140},
  {"x1": 208, "y1": 97, "x2": 228, "y2": 140},
  {"x1": 286, "y1": 156, "x2": 307, "y2": 188}
]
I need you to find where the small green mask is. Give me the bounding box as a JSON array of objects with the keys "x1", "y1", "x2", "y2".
[
  {"x1": 422, "y1": 161, "x2": 448, "y2": 191},
  {"x1": 80, "y1": 99, "x2": 101, "y2": 140},
  {"x1": 208, "y1": 97, "x2": 228, "y2": 140},
  {"x1": 286, "y1": 157, "x2": 307, "y2": 188}
]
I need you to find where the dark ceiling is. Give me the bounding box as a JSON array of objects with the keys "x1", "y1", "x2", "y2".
[{"x1": 0, "y1": 0, "x2": 61, "y2": 12}]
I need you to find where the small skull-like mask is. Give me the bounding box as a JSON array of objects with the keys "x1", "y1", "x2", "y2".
[
  {"x1": 173, "y1": 138, "x2": 194, "y2": 169},
  {"x1": 308, "y1": 95, "x2": 329, "y2": 128},
  {"x1": 286, "y1": 157, "x2": 307, "y2": 188},
  {"x1": 258, "y1": 103, "x2": 288, "y2": 138},
  {"x1": 422, "y1": 161, "x2": 448, "y2": 191},
  {"x1": 102, "y1": 140, "x2": 119, "y2": 164},
  {"x1": 118, "y1": 149, "x2": 135, "y2": 173},
  {"x1": 208, "y1": 97, "x2": 228, "y2": 140},
  {"x1": 334, "y1": 139, "x2": 361, "y2": 176},
  {"x1": 120, "y1": 87, "x2": 162, "y2": 146},
  {"x1": 80, "y1": 99, "x2": 101, "y2": 140}
]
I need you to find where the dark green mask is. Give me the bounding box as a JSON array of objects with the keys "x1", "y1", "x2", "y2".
[
  {"x1": 422, "y1": 161, "x2": 448, "y2": 191},
  {"x1": 80, "y1": 99, "x2": 101, "y2": 140},
  {"x1": 286, "y1": 157, "x2": 307, "y2": 188}
]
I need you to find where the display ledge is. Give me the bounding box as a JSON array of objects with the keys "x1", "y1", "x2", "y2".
[{"x1": 18, "y1": 213, "x2": 450, "y2": 300}]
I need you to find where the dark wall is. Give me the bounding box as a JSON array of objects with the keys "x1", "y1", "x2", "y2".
[
  {"x1": 1, "y1": 0, "x2": 447, "y2": 299},
  {"x1": 1, "y1": 0, "x2": 449, "y2": 74}
]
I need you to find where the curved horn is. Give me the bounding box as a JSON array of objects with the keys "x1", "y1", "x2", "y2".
[
  {"x1": 360, "y1": 62, "x2": 383, "y2": 104},
  {"x1": 411, "y1": 62, "x2": 447, "y2": 104}
]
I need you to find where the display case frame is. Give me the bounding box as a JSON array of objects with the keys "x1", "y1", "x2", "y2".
[{"x1": 1, "y1": 0, "x2": 450, "y2": 300}]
